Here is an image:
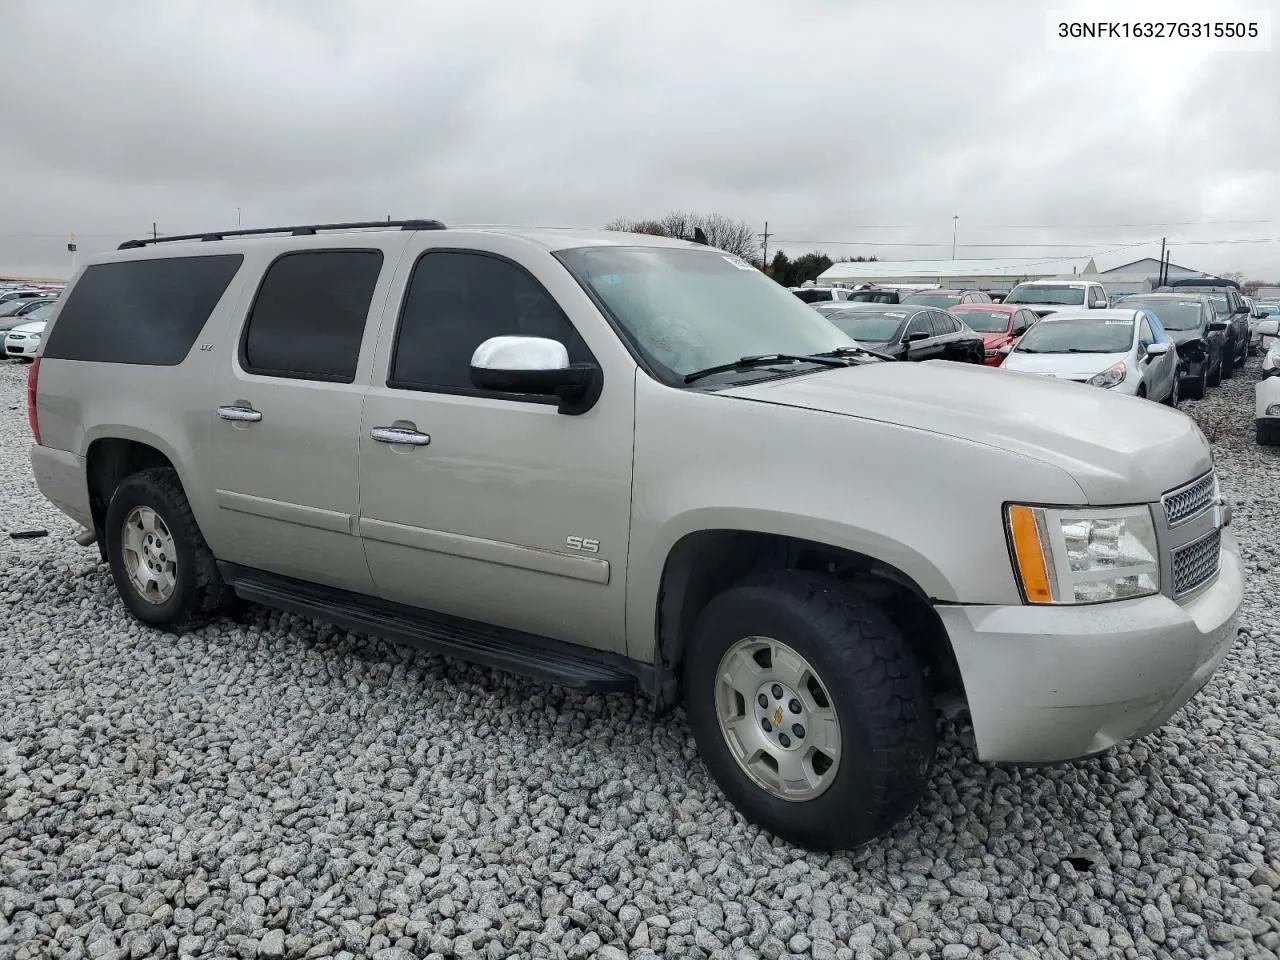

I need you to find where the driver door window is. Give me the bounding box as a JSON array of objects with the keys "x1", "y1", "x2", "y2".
[
  {"x1": 388, "y1": 251, "x2": 593, "y2": 395},
  {"x1": 1139, "y1": 316, "x2": 1155, "y2": 348},
  {"x1": 905, "y1": 314, "x2": 932, "y2": 340}
]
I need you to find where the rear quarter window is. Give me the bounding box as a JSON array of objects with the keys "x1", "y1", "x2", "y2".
[{"x1": 41, "y1": 255, "x2": 244, "y2": 365}]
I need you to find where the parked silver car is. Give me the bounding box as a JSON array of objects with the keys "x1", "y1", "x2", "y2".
[{"x1": 1000, "y1": 309, "x2": 1179, "y2": 404}]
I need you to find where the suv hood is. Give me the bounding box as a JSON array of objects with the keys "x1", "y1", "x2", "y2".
[{"x1": 719, "y1": 360, "x2": 1210, "y2": 504}]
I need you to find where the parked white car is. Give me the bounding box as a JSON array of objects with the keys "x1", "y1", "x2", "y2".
[
  {"x1": 1252, "y1": 303, "x2": 1279, "y2": 354},
  {"x1": 1257, "y1": 320, "x2": 1280, "y2": 445},
  {"x1": 1003, "y1": 279, "x2": 1111, "y2": 318},
  {"x1": 4, "y1": 314, "x2": 49, "y2": 360},
  {"x1": 999, "y1": 308, "x2": 1179, "y2": 403}
]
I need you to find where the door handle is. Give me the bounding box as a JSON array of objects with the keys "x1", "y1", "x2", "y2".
[
  {"x1": 371, "y1": 426, "x2": 431, "y2": 446},
  {"x1": 217, "y1": 405, "x2": 262, "y2": 423}
]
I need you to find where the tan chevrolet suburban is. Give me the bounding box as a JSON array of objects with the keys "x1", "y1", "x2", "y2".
[{"x1": 26, "y1": 220, "x2": 1245, "y2": 850}]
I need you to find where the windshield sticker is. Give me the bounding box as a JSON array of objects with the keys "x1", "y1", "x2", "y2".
[
  {"x1": 884, "y1": 311, "x2": 906, "y2": 318},
  {"x1": 990, "y1": 313, "x2": 1006, "y2": 319},
  {"x1": 1178, "y1": 301, "x2": 1197, "y2": 306},
  {"x1": 1104, "y1": 320, "x2": 1130, "y2": 324},
  {"x1": 721, "y1": 255, "x2": 755, "y2": 271}
]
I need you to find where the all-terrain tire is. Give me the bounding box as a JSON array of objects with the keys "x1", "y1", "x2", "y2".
[
  {"x1": 682, "y1": 571, "x2": 936, "y2": 850},
  {"x1": 104, "y1": 467, "x2": 229, "y2": 630}
]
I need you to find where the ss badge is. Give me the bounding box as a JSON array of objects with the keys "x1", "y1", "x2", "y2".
[{"x1": 565, "y1": 535, "x2": 600, "y2": 553}]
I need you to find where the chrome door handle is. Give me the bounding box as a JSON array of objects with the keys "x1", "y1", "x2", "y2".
[
  {"x1": 217, "y1": 405, "x2": 262, "y2": 422},
  {"x1": 371, "y1": 426, "x2": 431, "y2": 446}
]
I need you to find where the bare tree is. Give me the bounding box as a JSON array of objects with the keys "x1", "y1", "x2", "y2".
[{"x1": 604, "y1": 210, "x2": 761, "y2": 263}]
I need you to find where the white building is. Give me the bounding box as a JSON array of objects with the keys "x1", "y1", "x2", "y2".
[
  {"x1": 1096, "y1": 257, "x2": 1203, "y2": 282},
  {"x1": 816, "y1": 257, "x2": 1098, "y2": 293}
]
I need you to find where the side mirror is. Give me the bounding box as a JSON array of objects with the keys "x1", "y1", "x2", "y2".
[
  {"x1": 1145, "y1": 342, "x2": 1170, "y2": 356},
  {"x1": 1207, "y1": 321, "x2": 1228, "y2": 332},
  {"x1": 1256, "y1": 320, "x2": 1280, "y2": 337},
  {"x1": 1011, "y1": 326, "x2": 1026, "y2": 337},
  {"x1": 905, "y1": 331, "x2": 930, "y2": 342},
  {"x1": 469, "y1": 336, "x2": 601, "y2": 415},
  {"x1": 1233, "y1": 305, "x2": 1250, "y2": 315}
]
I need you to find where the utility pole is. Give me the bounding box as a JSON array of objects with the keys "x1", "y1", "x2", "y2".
[
  {"x1": 236, "y1": 208, "x2": 242, "y2": 228},
  {"x1": 951, "y1": 215, "x2": 959, "y2": 259},
  {"x1": 1158, "y1": 236, "x2": 1166, "y2": 286},
  {"x1": 759, "y1": 221, "x2": 773, "y2": 271},
  {"x1": 152, "y1": 222, "x2": 158, "y2": 240},
  {"x1": 67, "y1": 233, "x2": 77, "y2": 274}
]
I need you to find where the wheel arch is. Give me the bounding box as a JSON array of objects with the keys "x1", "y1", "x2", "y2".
[
  {"x1": 84, "y1": 432, "x2": 191, "y2": 559},
  {"x1": 648, "y1": 527, "x2": 964, "y2": 715}
]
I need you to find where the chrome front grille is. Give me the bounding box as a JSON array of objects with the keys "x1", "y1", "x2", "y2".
[
  {"x1": 1162, "y1": 470, "x2": 1216, "y2": 527},
  {"x1": 1171, "y1": 527, "x2": 1222, "y2": 598}
]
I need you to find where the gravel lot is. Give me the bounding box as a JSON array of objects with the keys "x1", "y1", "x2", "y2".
[{"x1": 1, "y1": 357, "x2": 1278, "y2": 960}]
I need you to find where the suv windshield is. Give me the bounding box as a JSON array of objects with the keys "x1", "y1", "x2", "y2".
[
  {"x1": 1013, "y1": 318, "x2": 1133, "y2": 353},
  {"x1": 902, "y1": 293, "x2": 961, "y2": 308},
  {"x1": 556, "y1": 246, "x2": 855, "y2": 381},
  {"x1": 1005, "y1": 284, "x2": 1086, "y2": 305},
  {"x1": 792, "y1": 288, "x2": 837, "y2": 303},
  {"x1": 952, "y1": 310, "x2": 1011, "y2": 333},
  {"x1": 1121, "y1": 299, "x2": 1202, "y2": 330}
]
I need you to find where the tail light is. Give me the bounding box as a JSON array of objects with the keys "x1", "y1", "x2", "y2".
[{"x1": 27, "y1": 357, "x2": 40, "y2": 443}]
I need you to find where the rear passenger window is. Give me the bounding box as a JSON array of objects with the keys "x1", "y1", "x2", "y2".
[
  {"x1": 240, "y1": 250, "x2": 383, "y2": 383},
  {"x1": 41, "y1": 255, "x2": 243, "y2": 365},
  {"x1": 930, "y1": 311, "x2": 955, "y2": 336},
  {"x1": 389, "y1": 251, "x2": 592, "y2": 394}
]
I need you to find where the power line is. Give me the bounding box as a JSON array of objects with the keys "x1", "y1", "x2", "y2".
[{"x1": 776, "y1": 236, "x2": 1280, "y2": 248}]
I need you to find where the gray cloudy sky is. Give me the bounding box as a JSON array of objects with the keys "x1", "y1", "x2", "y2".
[{"x1": 2, "y1": 0, "x2": 1277, "y2": 279}]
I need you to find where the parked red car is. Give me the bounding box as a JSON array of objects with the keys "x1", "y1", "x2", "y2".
[{"x1": 949, "y1": 304, "x2": 1043, "y2": 365}]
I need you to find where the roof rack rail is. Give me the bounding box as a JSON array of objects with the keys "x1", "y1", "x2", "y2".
[{"x1": 117, "y1": 219, "x2": 447, "y2": 250}]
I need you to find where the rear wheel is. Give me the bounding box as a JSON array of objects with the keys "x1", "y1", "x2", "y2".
[
  {"x1": 683, "y1": 572, "x2": 936, "y2": 850},
  {"x1": 104, "y1": 467, "x2": 229, "y2": 630},
  {"x1": 1164, "y1": 373, "x2": 1180, "y2": 406}
]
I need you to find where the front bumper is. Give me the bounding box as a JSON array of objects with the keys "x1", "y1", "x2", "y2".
[
  {"x1": 937, "y1": 527, "x2": 1243, "y2": 763},
  {"x1": 5, "y1": 337, "x2": 39, "y2": 357}
]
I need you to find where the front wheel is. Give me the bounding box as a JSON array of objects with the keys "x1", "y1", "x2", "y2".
[
  {"x1": 682, "y1": 572, "x2": 936, "y2": 850},
  {"x1": 104, "y1": 467, "x2": 229, "y2": 630},
  {"x1": 1222, "y1": 340, "x2": 1235, "y2": 379},
  {"x1": 1164, "y1": 373, "x2": 1180, "y2": 406}
]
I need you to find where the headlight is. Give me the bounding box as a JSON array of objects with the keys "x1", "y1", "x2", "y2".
[
  {"x1": 984, "y1": 349, "x2": 999, "y2": 357},
  {"x1": 1006, "y1": 504, "x2": 1160, "y2": 604},
  {"x1": 1267, "y1": 403, "x2": 1280, "y2": 416},
  {"x1": 1087, "y1": 361, "x2": 1126, "y2": 388}
]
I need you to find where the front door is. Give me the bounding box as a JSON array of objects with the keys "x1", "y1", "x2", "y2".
[
  {"x1": 207, "y1": 246, "x2": 392, "y2": 593},
  {"x1": 357, "y1": 241, "x2": 635, "y2": 653}
]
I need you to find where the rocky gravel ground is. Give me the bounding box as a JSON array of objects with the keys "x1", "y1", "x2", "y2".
[{"x1": 1, "y1": 356, "x2": 1278, "y2": 960}]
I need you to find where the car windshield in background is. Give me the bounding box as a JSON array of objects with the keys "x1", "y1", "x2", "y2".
[
  {"x1": 847, "y1": 291, "x2": 898, "y2": 303},
  {"x1": 555, "y1": 246, "x2": 856, "y2": 381},
  {"x1": 1013, "y1": 318, "x2": 1133, "y2": 353},
  {"x1": 953, "y1": 310, "x2": 1011, "y2": 333},
  {"x1": 902, "y1": 294, "x2": 960, "y2": 307},
  {"x1": 0, "y1": 299, "x2": 37, "y2": 317},
  {"x1": 792, "y1": 288, "x2": 835, "y2": 303},
  {"x1": 815, "y1": 309, "x2": 906, "y2": 343},
  {"x1": 24, "y1": 304, "x2": 54, "y2": 322},
  {"x1": 1005, "y1": 285, "x2": 1086, "y2": 305},
  {"x1": 1122, "y1": 300, "x2": 1202, "y2": 330}
]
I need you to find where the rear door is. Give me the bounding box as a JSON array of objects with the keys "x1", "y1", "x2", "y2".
[{"x1": 207, "y1": 243, "x2": 404, "y2": 593}]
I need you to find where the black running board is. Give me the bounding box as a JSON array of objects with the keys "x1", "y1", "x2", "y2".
[{"x1": 219, "y1": 564, "x2": 648, "y2": 695}]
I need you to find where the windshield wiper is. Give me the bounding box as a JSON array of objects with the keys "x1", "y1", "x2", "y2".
[
  {"x1": 813, "y1": 344, "x2": 898, "y2": 363},
  {"x1": 683, "y1": 353, "x2": 850, "y2": 384}
]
